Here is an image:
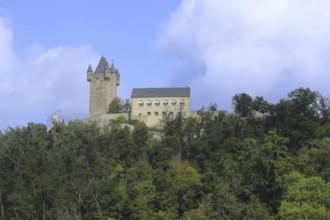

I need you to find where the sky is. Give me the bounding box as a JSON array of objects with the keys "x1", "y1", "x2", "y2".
[{"x1": 1, "y1": 0, "x2": 330, "y2": 130}]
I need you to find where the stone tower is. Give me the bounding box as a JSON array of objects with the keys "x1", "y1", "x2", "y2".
[{"x1": 87, "y1": 56, "x2": 120, "y2": 117}]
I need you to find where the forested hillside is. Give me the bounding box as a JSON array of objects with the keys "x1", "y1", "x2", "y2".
[{"x1": 0, "y1": 87, "x2": 329, "y2": 219}]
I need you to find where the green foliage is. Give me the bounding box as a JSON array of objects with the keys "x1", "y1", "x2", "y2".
[
  {"x1": 107, "y1": 98, "x2": 131, "y2": 113},
  {"x1": 108, "y1": 97, "x2": 122, "y2": 113},
  {"x1": 279, "y1": 202, "x2": 329, "y2": 220},
  {"x1": 167, "y1": 161, "x2": 201, "y2": 215},
  {"x1": 133, "y1": 122, "x2": 149, "y2": 159},
  {"x1": 0, "y1": 87, "x2": 329, "y2": 219},
  {"x1": 232, "y1": 93, "x2": 253, "y2": 117},
  {"x1": 110, "y1": 115, "x2": 128, "y2": 125},
  {"x1": 181, "y1": 194, "x2": 215, "y2": 220},
  {"x1": 252, "y1": 96, "x2": 271, "y2": 114},
  {"x1": 278, "y1": 172, "x2": 330, "y2": 219}
]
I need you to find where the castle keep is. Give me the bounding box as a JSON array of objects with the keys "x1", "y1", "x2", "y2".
[
  {"x1": 87, "y1": 57, "x2": 120, "y2": 117},
  {"x1": 87, "y1": 56, "x2": 191, "y2": 127}
]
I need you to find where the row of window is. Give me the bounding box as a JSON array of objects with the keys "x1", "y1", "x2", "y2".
[
  {"x1": 139, "y1": 111, "x2": 175, "y2": 117},
  {"x1": 138, "y1": 99, "x2": 185, "y2": 107}
]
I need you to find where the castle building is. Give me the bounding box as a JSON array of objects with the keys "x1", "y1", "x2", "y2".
[
  {"x1": 87, "y1": 56, "x2": 191, "y2": 127},
  {"x1": 131, "y1": 88, "x2": 190, "y2": 127},
  {"x1": 87, "y1": 57, "x2": 120, "y2": 118}
]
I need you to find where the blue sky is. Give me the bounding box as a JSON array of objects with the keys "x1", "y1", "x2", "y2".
[
  {"x1": 0, "y1": 0, "x2": 179, "y2": 129},
  {"x1": 1, "y1": 0, "x2": 330, "y2": 129}
]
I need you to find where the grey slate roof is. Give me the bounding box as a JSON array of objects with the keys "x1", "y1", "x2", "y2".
[
  {"x1": 116, "y1": 68, "x2": 120, "y2": 77},
  {"x1": 111, "y1": 63, "x2": 115, "y2": 72},
  {"x1": 94, "y1": 56, "x2": 120, "y2": 76},
  {"x1": 105, "y1": 62, "x2": 111, "y2": 70},
  {"x1": 94, "y1": 56, "x2": 110, "y2": 73},
  {"x1": 131, "y1": 87, "x2": 190, "y2": 98},
  {"x1": 87, "y1": 64, "x2": 93, "y2": 73}
]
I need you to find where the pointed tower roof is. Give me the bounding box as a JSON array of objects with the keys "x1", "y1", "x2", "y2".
[
  {"x1": 87, "y1": 64, "x2": 93, "y2": 73},
  {"x1": 94, "y1": 56, "x2": 111, "y2": 73},
  {"x1": 111, "y1": 62, "x2": 116, "y2": 72},
  {"x1": 105, "y1": 62, "x2": 111, "y2": 70},
  {"x1": 116, "y1": 68, "x2": 120, "y2": 77}
]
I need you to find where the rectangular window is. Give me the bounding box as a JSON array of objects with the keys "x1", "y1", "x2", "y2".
[
  {"x1": 147, "y1": 112, "x2": 151, "y2": 116},
  {"x1": 155, "y1": 111, "x2": 159, "y2": 116},
  {"x1": 180, "y1": 99, "x2": 185, "y2": 106},
  {"x1": 162, "y1": 111, "x2": 166, "y2": 117}
]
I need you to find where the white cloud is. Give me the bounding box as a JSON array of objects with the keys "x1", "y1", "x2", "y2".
[
  {"x1": 0, "y1": 16, "x2": 15, "y2": 88},
  {"x1": 158, "y1": 0, "x2": 330, "y2": 109},
  {"x1": 0, "y1": 15, "x2": 99, "y2": 129}
]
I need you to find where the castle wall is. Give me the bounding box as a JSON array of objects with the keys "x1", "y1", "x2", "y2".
[
  {"x1": 88, "y1": 113, "x2": 129, "y2": 125},
  {"x1": 108, "y1": 73, "x2": 118, "y2": 105},
  {"x1": 89, "y1": 72, "x2": 118, "y2": 117}
]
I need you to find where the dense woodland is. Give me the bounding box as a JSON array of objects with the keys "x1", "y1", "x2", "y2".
[{"x1": 0, "y1": 87, "x2": 329, "y2": 219}]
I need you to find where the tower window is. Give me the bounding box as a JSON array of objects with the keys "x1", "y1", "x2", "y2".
[
  {"x1": 163, "y1": 100, "x2": 168, "y2": 106},
  {"x1": 155, "y1": 100, "x2": 160, "y2": 106},
  {"x1": 147, "y1": 100, "x2": 152, "y2": 106},
  {"x1": 138, "y1": 100, "x2": 144, "y2": 107},
  {"x1": 171, "y1": 100, "x2": 177, "y2": 106},
  {"x1": 180, "y1": 99, "x2": 185, "y2": 106}
]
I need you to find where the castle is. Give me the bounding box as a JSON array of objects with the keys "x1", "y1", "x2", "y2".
[{"x1": 87, "y1": 56, "x2": 191, "y2": 127}]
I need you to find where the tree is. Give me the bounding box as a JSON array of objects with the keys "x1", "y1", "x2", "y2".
[
  {"x1": 278, "y1": 172, "x2": 330, "y2": 219},
  {"x1": 100, "y1": 165, "x2": 128, "y2": 219},
  {"x1": 107, "y1": 98, "x2": 132, "y2": 114},
  {"x1": 256, "y1": 130, "x2": 290, "y2": 211},
  {"x1": 307, "y1": 138, "x2": 330, "y2": 181},
  {"x1": 2, "y1": 87, "x2": 330, "y2": 219},
  {"x1": 122, "y1": 99, "x2": 131, "y2": 113},
  {"x1": 196, "y1": 105, "x2": 217, "y2": 139},
  {"x1": 128, "y1": 180, "x2": 156, "y2": 220},
  {"x1": 166, "y1": 161, "x2": 201, "y2": 216},
  {"x1": 288, "y1": 87, "x2": 328, "y2": 119},
  {"x1": 108, "y1": 98, "x2": 122, "y2": 113},
  {"x1": 252, "y1": 96, "x2": 270, "y2": 114},
  {"x1": 161, "y1": 112, "x2": 184, "y2": 160},
  {"x1": 232, "y1": 93, "x2": 253, "y2": 117},
  {"x1": 181, "y1": 194, "x2": 215, "y2": 220},
  {"x1": 132, "y1": 122, "x2": 149, "y2": 160},
  {"x1": 205, "y1": 177, "x2": 246, "y2": 219},
  {"x1": 109, "y1": 126, "x2": 136, "y2": 166},
  {"x1": 266, "y1": 99, "x2": 290, "y2": 137},
  {"x1": 125, "y1": 161, "x2": 156, "y2": 219},
  {"x1": 286, "y1": 87, "x2": 329, "y2": 148}
]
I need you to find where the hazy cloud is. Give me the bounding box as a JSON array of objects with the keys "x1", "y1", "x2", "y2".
[
  {"x1": 0, "y1": 16, "x2": 14, "y2": 84},
  {"x1": 0, "y1": 15, "x2": 99, "y2": 129},
  {"x1": 158, "y1": 0, "x2": 330, "y2": 109}
]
